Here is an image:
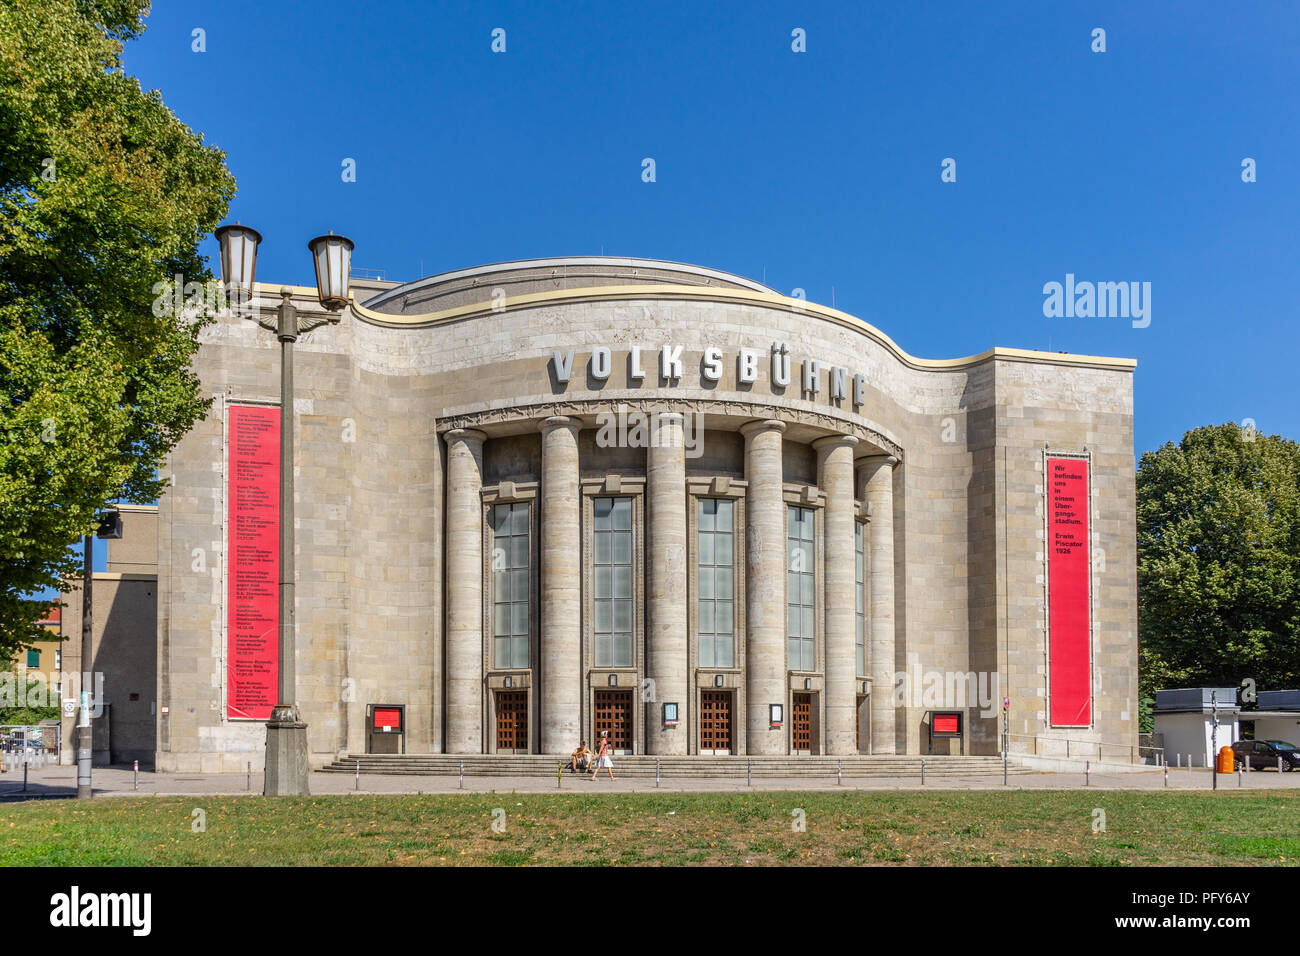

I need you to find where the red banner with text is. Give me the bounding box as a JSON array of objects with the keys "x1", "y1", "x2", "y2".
[
  {"x1": 227, "y1": 405, "x2": 280, "y2": 720},
  {"x1": 1047, "y1": 456, "x2": 1091, "y2": 726}
]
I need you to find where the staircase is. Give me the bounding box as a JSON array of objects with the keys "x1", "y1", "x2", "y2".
[{"x1": 321, "y1": 753, "x2": 1031, "y2": 779}]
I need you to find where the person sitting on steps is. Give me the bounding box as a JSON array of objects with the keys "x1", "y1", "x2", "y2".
[{"x1": 570, "y1": 740, "x2": 592, "y2": 773}]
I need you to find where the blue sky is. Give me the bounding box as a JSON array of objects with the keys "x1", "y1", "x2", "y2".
[{"x1": 123, "y1": 0, "x2": 1299, "y2": 457}]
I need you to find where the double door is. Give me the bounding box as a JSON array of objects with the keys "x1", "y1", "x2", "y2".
[
  {"x1": 699, "y1": 690, "x2": 732, "y2": 754},
  {"x1": 593, "y1": 689, "x2": 633, "y2": 752},
  {"x1": 494, "y1": 691, "x2": 528, "y2": 753}
]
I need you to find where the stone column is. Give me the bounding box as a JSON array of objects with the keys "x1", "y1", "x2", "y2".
[
  {"x1": 740, "y1": 419, "x2": 786, "y2": 755},
  {"x1": 814, "y1": 434, "x2": 859, "y2": 755},
  {"x1": 539, "y1": 417, "x2": 581, "y2": 754},
  {"x1": 859, "y1": 455, "x2": 898, "y2": 754},
  {"x1": 445, "y1": 428, "x2": 486, "y2": 754},
  {"x1": 646, "y1": 412, "x2": 688, "y2": 754}
]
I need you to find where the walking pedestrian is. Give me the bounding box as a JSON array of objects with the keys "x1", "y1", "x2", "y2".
[{"x1": 589, "y1": 730, "x2": 615, "y2": 781}]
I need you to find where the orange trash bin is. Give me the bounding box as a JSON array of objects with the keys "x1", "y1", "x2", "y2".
[{"x1": 1216, "y1": 745, "x2": 1235, "y2": 773}]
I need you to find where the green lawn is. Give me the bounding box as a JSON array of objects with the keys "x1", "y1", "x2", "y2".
[{"x1": 2, "y1": 790, "x2": 1297, "y2": 866}]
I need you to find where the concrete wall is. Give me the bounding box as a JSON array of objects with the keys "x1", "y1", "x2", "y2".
[{"x1": 59, "y1": 506, "x2": 159, "y2": 766}]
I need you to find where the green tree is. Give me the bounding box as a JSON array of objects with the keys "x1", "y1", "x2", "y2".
[
  {"x1": 0, "y1": 678, "x2": 59, "y2": 724},
  {"x1": 1137, "y1": 423, "x2": 1300, "y2": 706},
  {"x1": 0, "y1": 0, "x2": 235, "y2": 658}
]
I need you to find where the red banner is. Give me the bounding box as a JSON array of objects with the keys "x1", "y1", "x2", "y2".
[
  {"x1": 1047, "y1": 457, "x2": 1091, "y2": 726},
  {"x1": 227, "y1": 405, "x2": 280, "y2": 720}
]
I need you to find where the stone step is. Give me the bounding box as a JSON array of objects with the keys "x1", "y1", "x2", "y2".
[{"x1": 321, "y1": 754, "x2": 1031, "y2": 777}]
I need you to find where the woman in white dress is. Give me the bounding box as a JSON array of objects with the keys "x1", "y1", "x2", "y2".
[{"x1": 590, "y1": 730, "x2": 615, "y2": 781}]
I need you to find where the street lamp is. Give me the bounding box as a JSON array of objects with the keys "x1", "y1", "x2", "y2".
[{"x1": 215, "y1": 224, "x2": 353, "y2": 796}]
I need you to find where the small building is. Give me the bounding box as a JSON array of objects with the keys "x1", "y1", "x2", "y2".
[{"x1": 1153, "y1": 688, "x2": 1239, "y2": 767}]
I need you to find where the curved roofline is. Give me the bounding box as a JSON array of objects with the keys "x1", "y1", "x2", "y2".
[
  {"x1": 322, "y1": 281, "x2": 1136, "y2": 373},
  {"x1": 360, "y1": 256, "x2": 777, "y2": 310}
]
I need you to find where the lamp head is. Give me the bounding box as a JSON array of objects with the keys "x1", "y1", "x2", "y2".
[
  {"x1": 214, "y1": 222, "x2": 262, "y2": 302},
  {"x1": 307, "y1": 231, "x2": 354, "y2": 313}
]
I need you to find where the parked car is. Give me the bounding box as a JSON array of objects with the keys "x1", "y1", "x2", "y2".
[{"x1": 1231, "y1": 739, "x2": 1300, "y2": 771}]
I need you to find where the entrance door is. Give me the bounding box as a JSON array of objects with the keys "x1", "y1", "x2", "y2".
[
  {"x1": 699, "y1": 690, "x2": 732, "y2": 754},
  {"x1": 593, "y1": 689, "x2": 633, "y2": 752},
  {"x1": 495, "y1": 691, "x2": 528, "y2": 753},
  {"x1": 792, "y1": 693, "x2": 812, "y2": 753}
]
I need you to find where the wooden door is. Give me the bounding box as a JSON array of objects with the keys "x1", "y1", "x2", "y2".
[
  {"x1": 593, "y1": 689, "x2": 633, "y2": 751},
  {"x1": 792, "y1": 693, "x2": 812, "y2": 752},
  {"x1": 495, "y1": 691, "x2": 528, "y2": 753},
  {"x1": 700, "y1": 691, "x2": 732, "y2": 753}
]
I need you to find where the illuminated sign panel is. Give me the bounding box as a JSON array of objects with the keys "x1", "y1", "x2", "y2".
[{"x1": 932, "y1": 713, "x2": 961, "y2": 735}]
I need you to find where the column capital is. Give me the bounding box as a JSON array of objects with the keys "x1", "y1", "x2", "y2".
[
  {"x1": 812, "y1": 433, "x2": 859, "y2": 452},
  {"x1": 539, "y1": 415, "x2": 580, "y2": 435},
  {"x1": 738, "y1": 418, "x2": 786, "y2": 439},
  {"x1": 859, "y1": 453, "x2": 900, "y2": 469},
  {"x1": 445, "y1": 427, "x2": 487, "y2": 446}
]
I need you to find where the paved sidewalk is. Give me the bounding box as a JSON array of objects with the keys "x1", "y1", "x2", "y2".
[{"x1": 2, "y1": 764, "x2": 1297, "y2": 800}]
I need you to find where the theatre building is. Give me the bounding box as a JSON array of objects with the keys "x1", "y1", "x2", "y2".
[{"x1": 137, "y1": 257, "x2": 1137, "y2": 772}]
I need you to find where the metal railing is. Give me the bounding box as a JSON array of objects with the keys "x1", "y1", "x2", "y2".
[
  {"x1": 0, "y1": 724, "x2": 61, "y2": 771},
  {"x1": 1004, "y1": 731, "x2": 1162, "y2": 765}
]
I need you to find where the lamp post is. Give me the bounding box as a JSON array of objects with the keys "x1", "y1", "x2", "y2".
[{"x1": 215, "y1": 224, "x2": 353, "y2": 796}]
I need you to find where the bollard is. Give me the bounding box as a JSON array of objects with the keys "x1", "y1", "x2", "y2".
[
  {"x1": 837, "y1": 760, "x2": 842, "y2": 787},
  {"x1": 22, "y1": 758, "x2": 28, "y2": 793},
  {"x1": 1280, "y1": 757, "x2": 1284, "y2": 774},
  {"x1": 920, "y1": 759, "x2": 925, "y2": 786},
  {"x1": 1163, "y1": 765, "x2": 1168, "y2": 788},
  {"x1": 747, "y1": 758, "x2": 751, "y2": 788},
  {"x1": 133, "y1": 759, "x2": 138, "y2": 791},
  {"x1": 656, "y1": 759, "x2": 660, "y2": 788},
  {"x1": 557, "y1": 761, "x2": 562, "y2": 788},
  {"x1": 459, "y1": 760, "x2": 464, "y2": 790},
  {"x1": 1238, "y1": 763, "x2": 1242, "y2": 788},
  {"x1": 1085, "y1": 760, "x2": 1090, "y2": 787},
  {"x1": 247, "y1": 761, "x2": 251, "y2": 791},
  {"x1": 355, "y1": 759, "x2": 360, "y2": 791}
]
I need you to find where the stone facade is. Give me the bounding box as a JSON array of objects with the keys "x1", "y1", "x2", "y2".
[{"x1": 141, "y1": 257, "x2": 1136, "y2": 770}]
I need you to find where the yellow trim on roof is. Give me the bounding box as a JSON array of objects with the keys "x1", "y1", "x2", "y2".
[{"x1": 256, "y1": 281, "x2": 1136, "y2": 373}]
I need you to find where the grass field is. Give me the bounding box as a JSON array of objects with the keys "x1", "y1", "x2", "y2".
[{"x1": 2, "y1": 790, "x2": 1297, "y2": 866}]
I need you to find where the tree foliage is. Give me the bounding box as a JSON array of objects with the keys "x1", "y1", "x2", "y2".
[
  {"x1": 1137, "y1": 423, "x2": 1300, "y2": 703},
  {"x1": 0, "y1": 0, "x2": 235, "y2": 657}
]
